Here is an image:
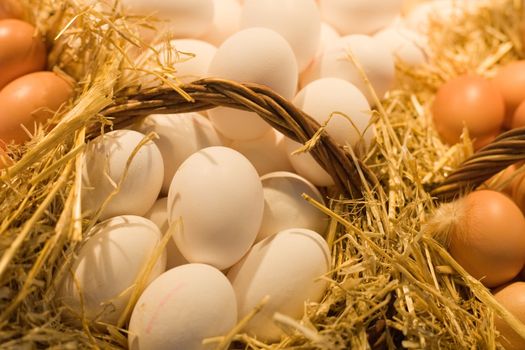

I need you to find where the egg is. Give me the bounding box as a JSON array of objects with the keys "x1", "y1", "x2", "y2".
[
  {"x1": 240, "y1": 0, "x2": 321, "y2": 71},
  {"x1": 133, "y1": 112, "x2": 222, "y2": 195},
  {"x1": 81, "y1": 129, "x2": 164, "y2": 221},
  {"x1": 0, "y1": 71, "x2": 73, "y2": 144},
  {"x1": 144, "y1": 198, "x2": 188, "y2": 269},
  {"x1": 0, "y1": 19, "x2": 46, "y2": 90},
  {"x1": 431, "y1": 74, "x2": 505, "y2": 149},
  {"x1": 493, "y1": 61, "x2": 525, "y2": 129},
  {"x1": 120, "y1": 0, "x2": 214, "y2": 40},
  {"x1": 319, "y1": 0, "x2": 403, "y2": 35},
  {"x1": 207, "y1": 27, "x2": 298, "y2": 140},
  {"x1": 59, "y1": 215, "x2": 166, "y2": 325},
  {"x1": 258, "y1": 171, "x2": 328, "y2": 241},
  {"x1": 167, "y1": 146, "x2": 264, "y2": 270},
  {"x1": 128, "y1": 263, "x2": 237, "y2": 350},
  {"x1": 441, "y1": 190, "x2": 525, "y2": 287},
  {"x1": 511, "y1": 100, "x2": 525, "y2": 129},
  {"x1": 493, "y1": 282, "x2": 525, "y2": 350},
  {"x1": 230, "y1": 129, "x2": 293, "y2": 176},
  {"x1": 403, "y1": 0, "x2": 478, "y2": 33},
  {"x1": 227, "y1": 228, "x2": 330, "y2": 342},
  {"x1": 0, "y1": 0, "x2": 23, "y2": 19},
  {"x1": 317, "y1": 35, "x2": 395, "y2": 104},
  {"x1": 200, "y1": 0, "x2": 241, "y2": 46},
  {"x1": 285, "y1": 77, "x2": 372, "y2": 187},
  {"x1": 372, "y1": 25, "x2": 427, "y2": 66}
]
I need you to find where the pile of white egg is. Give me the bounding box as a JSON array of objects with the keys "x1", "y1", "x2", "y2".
[{"x1": 60, "y1": 0, "x2": 447, "y2": 349}]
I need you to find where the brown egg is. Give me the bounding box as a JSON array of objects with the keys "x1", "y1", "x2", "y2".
[
  {"x1": 511, "y1": 100, "x2": 525, "y2": 129},
  {"x1": 493, "y1": 282, "x2": 525, "y2": 350},
  {"x1": 0, "y1": 0, "x2": 23, "y2": 20},
  {"x1": 493, "y1": 61, "x2": 525, "y2": 129},
  {"x1": 511, "y1": 170, "x2": 525, "y2": 215},
  {"x1": 0, "y1": 71, "x2": 74, "y2": 144},
  {"x1": 0, "y1": 19, "x2": 47, "y2": 90},
  {"x1": 447, "y1": 190, "x2": 525, "y2": 287},
  {"x1": 432, "y1": 75, "x2": 505, "y2": 150}
]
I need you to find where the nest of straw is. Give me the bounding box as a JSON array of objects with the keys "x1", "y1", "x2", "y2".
[{"x1": 2, "y1": 0, "x2": 525, "y2": 348}]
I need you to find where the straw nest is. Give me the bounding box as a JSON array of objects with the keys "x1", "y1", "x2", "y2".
[{"x1": 2, "y1": 0, "x2": 525, "y2": 349}]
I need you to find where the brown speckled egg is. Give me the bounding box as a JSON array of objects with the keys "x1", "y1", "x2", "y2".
[
  {"x1": 0, "y1": 19, "x2": 47, "y2": 90},
  {"x1": 493, "y1": 61, "x2": 525, "y2": 129},
  {"x1": 0, "y1": 71, "x2": 74, "y2": 144},
  {"x1": 493, "y1": 282, "x2": 525, "y2": 350},
  {"x1": 432, "y1": 75, "x2": 505, "y2": 150},
  {"x1": 447, "y1": 190, "x2": 525, "y2": 288}
]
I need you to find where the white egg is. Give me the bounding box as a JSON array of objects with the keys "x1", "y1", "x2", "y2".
[
  {"x1": 207, "y1": 27, "x2": 298, "y2": 140},
  {"x1": 200, "y1": 0, "x2": 241, "y2": 46},
  {"x1": 319, "y1": 0, "x2": 403, "y2": 35},
  {"x1": 81, "y1": 130, "x2": 164, "y2": 221},
  {"x1": 240, "y1": 0, "x2": 321, "y2": 71},
  {"x1": 258, "y1": 171, "x2": 328, "y2": 241},
  {"x1": 120, "y1": 0, "x2": 214, "y2": 40},
  {"x1": 134, "y1": 113, "x2": 222, "y2": 195},
  {"x1": 144, "y1": 198, "x2": 188, "y2": 269},
  {"x1": 167, "y1": 146, "x2": 264, "y2": 270},
  {"x1": 285, "y1": 78, "x2": 372, "y2": 187},
  {"x1": 230, "y1": 129, "x2": 293, "y2": 176},
  {"x1": 300, "y1": 22, "x2": 340, "y2": 88},
  {"x1": 128, "y1": 263, "x2": 237, "y2": 350},
  {"x1": 318, "y1": 34, "x2": 395, "y2": 104},
  {"x1": 227, "y1": 228, "x2": 330, "y2": 342},
  {"x1": 138, "y1": 39, "x2": 217, "y2": 87},
  {"x1": 59, "y1": 215, "x2": 166, "y2": 325},
  {"x1": 373, "y1": 25, "x2": 427, "y2": 66}
]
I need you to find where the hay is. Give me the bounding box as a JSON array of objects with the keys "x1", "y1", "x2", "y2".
[{"x1": 2, "y1": 0, "x2": 525, "y2": 349}]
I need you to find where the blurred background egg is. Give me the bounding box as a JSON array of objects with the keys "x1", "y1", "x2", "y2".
[
  {"x1": 167, "y1": 146, "x2": 264, "y2": 270},
  {"x1": 319, "y1": 0, "x2": 403, "y2": 35},
  {"x1": 207, "y1": 27, "x2": 298, "y2": 140},
  {"x1": 128, "y1": 264, "x2": 237, "y2": 350},
  {"x1": 0, "y1": 19, "x2": 46, "y2": 90},
  {"x1": 143, "y1": 198, "x2": 188, "y2": 269},
  {"x1": 227, "y1": 228, "x2": 330, "y2": 342},
  {"x1": 373, "y1": 24, "x2": 427, "y2": 67},
  {"x1": 240, "y1": 0, "x2": 321, "y2": 72},
  {"x1": 444, "y1": 190, "x2": 525, "y2": 287},
  {"x1": 257, "y1": 171, "x2": 328, "y2": 241},
  {"x1": 133, "y1": 112, "x2": 222, "y2": 195},
  {"x1": 492, "y1": 282, "x2": 525, "y2": 350},
  {"x1": 511, "y1": 100, "x2": 525, "y2": 129},
  {"x1": 81, "y1": 130, "x2": 164, "y2": 221},
  {"x1": 200, "y1": 0, "x2": 241, "y2": 46},
  {"x1": 0, "y1": 0, "x2": 23, "y2": 20},
  {"x1": 59, "y1": 215, "x2": 166, "y2": 326},
  {"x1": 0, "y1": 71, "x2": 73, "y2": 144},
  {"x1": 492, "y1": 60, "x2": 525, "y2": 129},
  {"x1": 230, "y1": 130, "x2": 293, "y2": 176},
  {"x1": 431, "y1": 74, "x2": 504, "y2": 149}
]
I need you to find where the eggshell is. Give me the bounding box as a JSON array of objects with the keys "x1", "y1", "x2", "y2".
[
  {"x1": 373, "y1": 25, "x2": 427, "y2": 66},
  {"x1": 230, "y1": 129, "x2": 293, "y2": 176},
  {"x1": 137, "y1": 39, "x2": 216, "y2": 87},
  {"x1": 317, "y1": 34, "x2": 395, "y2": 104},
  {"x1": 143, "y1": 198, "x2": 188, "y2": 269},
  {"x1": 200, "y1": 0, "x2": 241, "y2": 46},
  {"x1": 59, "y1": 215, "x2": 166, "y2": 325},
  {"x1": 512, "y1": 100, "x2": 525, "y2": 129},
  {"x1": 227, "y1": 228, "x2": 330, "y2": 341},
  {"x1": 446, "y1": 190, "x2": 525, "y2": 287},
  {"x1": 240, "y1": 0, "x2": 321, "y2": 71},
  {"x1": 493, "y1": 61, "x2": 525, "y2": 129},
  {"x1": 319, "y1": 0, "x2": 403, "y2": 35},
  {"x1": 0, "y1": 71, "x2": 73, "y2": 144},
  {"x1": 431, "y1": 75, "x2": 505, "y2": 149},
  {"x1": 133, "y1": 112, "x2": 222, "y2": 195},
  {"x1": 258, "y1": 171, "x2": 328, "y2": 241},
  {"x1": 493, "y1": 282, "x2": 525, "y2": 350},
  {"x1": 285, "y1": 78, "x2": 372, "y2": 187},
  {"x1": 128, "y1": 263, "x2": 237, "y2": 350},
  {"x1": 0, "y1": 19, "x2": 46, "y2": 90},
  {"x1": 81, "y1": 129, "x2": 164, "y2": 221},
  {"x1": 121, "y1": 0, "x2": 214, "y2": 40},
  {"x1": 207, "y1": 27, "x2": 298, "y2": 140},
  {"x1": 0, "y1": 0, "x2": 24, "y2": 19},
  {"x1": 167, "y1": 146, "x2": 264, "y2": 270}
]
